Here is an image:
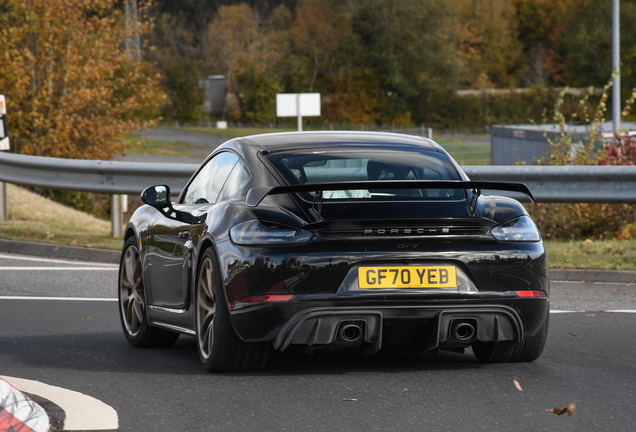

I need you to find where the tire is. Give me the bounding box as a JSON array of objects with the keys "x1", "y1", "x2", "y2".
[
  {"x1": 118, "y1": 237, "x2": 180, "y2": 348},
  {"x1": 196, "y1": 247, "x2": 269, "y2": 372},
  {"x1": 472, "y1": 314, "x2": 549, "y2": 363}
]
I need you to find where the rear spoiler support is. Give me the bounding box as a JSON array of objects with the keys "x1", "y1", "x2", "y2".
[{"x1": 246, "y1": 180, "x2": 535, "y2": 208}]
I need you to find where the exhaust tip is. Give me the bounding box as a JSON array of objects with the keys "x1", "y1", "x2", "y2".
[
  {"x1": 338, "y1": 323, "x2": 363, "y2": 342},
  {"x1": 453, "y1": 323, "x2": 475, "y2": 341}
]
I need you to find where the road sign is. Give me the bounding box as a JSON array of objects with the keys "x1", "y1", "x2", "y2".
[
  {"x1": 0, "y1": 95, "x2": 9, "y2": 150},
  {"x1": 276, "y1": 93, "x2": 321, "y2": 131},
  {"x1": 276, "y1": 93, "x2": 321, "y2": 117}
]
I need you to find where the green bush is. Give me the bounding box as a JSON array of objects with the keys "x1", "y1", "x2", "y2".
[{"x1": 524, "y1": 84, "x2": 636, "y2": 240}]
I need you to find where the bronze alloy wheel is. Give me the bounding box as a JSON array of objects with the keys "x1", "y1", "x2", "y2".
[
  {"x1": 197, "y1": 256, "x2": 217, "y2": 360},
  {"x1": 119, "y1": 244, "x2": 145, "y2": 337}
]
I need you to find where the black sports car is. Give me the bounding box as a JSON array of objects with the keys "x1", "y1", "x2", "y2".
[{"x1": 118, "y1": 131, "x2": 549, "y2": 372}]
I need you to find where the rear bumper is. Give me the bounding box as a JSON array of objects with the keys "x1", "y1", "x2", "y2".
[
  {"x1": 273, "y1": 304, "x2": 528, "y2": 354},
  {"x1": 231, "y1": 296, "x2": 549, "y2": 353}
]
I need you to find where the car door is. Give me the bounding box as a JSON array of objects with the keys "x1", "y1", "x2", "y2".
[{"x1": 146, "y1": 151, "x2": 240, "y2": 309}]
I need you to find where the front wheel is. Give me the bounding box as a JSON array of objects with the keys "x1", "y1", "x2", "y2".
[
  {"x1": 472, "y1": 314, "x2": 549, "y2": 363},
  {"x1": 196, "y1": 247, "x2": 269, "y2": 372},
  {"x1": 118, "y1": 237, "x2": 179, "y2": 348}
]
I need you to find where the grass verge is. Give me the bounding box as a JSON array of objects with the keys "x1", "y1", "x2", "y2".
[
  {"x1": 0, "y1": 184, "x2": 122, "y2": 250},
  {"x1": 3, "y1": 184, "x2": 634, "y2": 269},
  {"x1": 545, "y1": 239, "x2": 636, "y2": 270},
  {"x1": 434, "y1": 138, "x2": 491, "y2": 165},
  {"x1": 121, "y1": 133, "x2": 208, "y2": 158},
  {"x1": 126, "y1": 128, "x2": 492, "y2": 165},
  {"x1": 174, "y1": 126, "x2": 294, "y2": 138}
]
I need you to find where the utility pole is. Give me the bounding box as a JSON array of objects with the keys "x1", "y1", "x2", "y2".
[
  {"x1": 612, "y1": 0, "x2": 620, "y2": 135},
  {"x1": 125, "y1": 0, "x2": 141, "y2": 61}
]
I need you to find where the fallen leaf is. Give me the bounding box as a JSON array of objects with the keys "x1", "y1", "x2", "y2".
[
  {"x1": 570, "y1": 332, "x2": 578, "y2": 337},
  {"x1": 586, "y1": 314, "x2": 595, "y2": 317},
  {"x1": 540, "y1": 400, "x2": 577, "y2": 416},
  {"x1": 82, "y1": 317, "x2": 91, "y2": 321},
  {"x1": 581, "y1": 239, "x2": 593, "y2": 245},
  {"x1": 403, "y1": 388, "x2": 408, "y2": 393},
  {"x1": 342, "y1": 398, "x2": 358, "y2": 402},
  {"x1": 513, "y1": 379, "x2": 523, "y2": 391}
]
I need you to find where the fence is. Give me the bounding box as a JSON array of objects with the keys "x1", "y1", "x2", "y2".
[{"x1": 1, "y1": 150, "x2": 635, "y2": 236}]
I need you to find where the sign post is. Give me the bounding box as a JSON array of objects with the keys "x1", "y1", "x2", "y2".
[
  {"x1": 276, "y1": 93, "x2": 321, "y2": 131},
  {"x1": 0, "y1": 95, "x2": 8, "y2": 220}
]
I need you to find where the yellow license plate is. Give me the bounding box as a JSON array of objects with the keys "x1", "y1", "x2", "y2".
[{"x1": 358, "y1": 266, "x2": 456, "y2": 289}]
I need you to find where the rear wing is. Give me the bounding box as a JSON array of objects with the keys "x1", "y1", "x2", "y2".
[{"x1": 246, "y1": 180, "x2": 535, "y2": 207}]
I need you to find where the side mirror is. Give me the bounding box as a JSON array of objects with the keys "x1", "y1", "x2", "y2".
[
  {"x1": 141, "y1": 185, "x2": 170, "y2": 207},
  {"x1": 140, "y1": 185, "x2": 203, "y2": 224}
]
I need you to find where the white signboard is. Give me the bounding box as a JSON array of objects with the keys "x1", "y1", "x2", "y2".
[
  {"x1": 0, "y1": 95, "x2": 9, "y2": 150},
  {"x1": 276, "y1": 93, "x2": 321, "y2": 131},
  {"x1": 276, "y1": 93, "x2": 321, "y2": 117}
]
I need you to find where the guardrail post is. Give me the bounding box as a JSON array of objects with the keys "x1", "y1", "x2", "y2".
[
  {"x1": 111, "y1": 194, "x2": 123, "y2": 237},
  {"x1": 0, "y1": 182, "x2": 7, "y2": 221}
]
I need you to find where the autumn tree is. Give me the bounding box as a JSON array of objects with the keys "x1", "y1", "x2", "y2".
[
  {"x1": 513, "y1": 0, "x2": 593, "y2": 85},
  {"x1": 146, "y1": 11, "x2": 204, "y2": 122},
  {"x1": 0, "y1": 0, "x2": 162, "y2": 160},
  {"x1": 290, "y1": 0, "x2": 349, "y2": 93},
  {"x1": 207, "y1": 4, "x2": 283, "y2": 122},
  {"x1": 455, "y1": 0, "x2": 523, "y2": 89},
  {"x1": 563, "y1": 0, "x2": 636, "y2": 99},
  {"x1": 345, "y1": 0, "x2": 461, "y2": 124}
]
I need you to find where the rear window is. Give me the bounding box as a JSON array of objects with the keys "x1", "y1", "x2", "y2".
[{"x1": 265, "y1": 148, "x2": 463, "y2": 201}]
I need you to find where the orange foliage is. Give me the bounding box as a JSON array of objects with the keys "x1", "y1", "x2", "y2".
[
  {"x1": 0, "y1": 0, "x2": 162, "y2": 160},
  {"x1": 455, "y1": 0, "x2": 523, "y2": 88},
  {"x1": 291, "y1": 0, "x2": 349, "y2": 92},
  {"x1": 207, "y1": 5, "x2": 283, "y2": 120},
  {"x1": 323, "y1": 72, "x2": 381, "y2": 125},
  {"x1": 513, "y1": 0, "x2": 594, "y2": 85}
]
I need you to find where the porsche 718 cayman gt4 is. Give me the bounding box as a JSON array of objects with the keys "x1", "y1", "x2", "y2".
[{"x1": 118, "y1": 132, "x2": 549, "y2": 372}]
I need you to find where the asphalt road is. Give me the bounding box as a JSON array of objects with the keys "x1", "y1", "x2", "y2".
[{"x1": 1, "y1": 253, "x2": 636, "y2": 431}]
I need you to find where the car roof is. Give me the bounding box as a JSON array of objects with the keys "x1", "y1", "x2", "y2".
[{"x1": 225, "y1": 131, "x2": 441, "y2": 153}]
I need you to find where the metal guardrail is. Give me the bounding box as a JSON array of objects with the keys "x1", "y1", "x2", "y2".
[
  {"x1": 0, "y1": 150, "x2": 635, "y2": 236},
  {"x1": 0, "y1": 151, "x2": 197, "y2": 195}
]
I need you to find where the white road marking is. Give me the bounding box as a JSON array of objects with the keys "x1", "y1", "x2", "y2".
[
  {"x1": 550, "y1": 310, "x2": 585, "y2": 313},
  {"x1": 0, "y1": 267, "x2": 118, "y2": 271},
  {"x1": 554, "y1": 280, "x2": 636, "y2": 286},
  {"x1": 0, "y1": 296, "x2": 117, "y2": 301},
  {"x1": 0, "y1": 376, "x2": 118, "y2": 431},
  {"x1": 551, "y1": 310, "x2": 636, "y2": 314},
  {"x1": 0, "y1": 253, "x2": 117, "y2": 267},
  {"x1": 603, "y1": 310, "x2": 636, "y2": 313}
]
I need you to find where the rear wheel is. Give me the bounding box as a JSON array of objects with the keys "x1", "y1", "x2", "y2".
[
  {"x1": 196, "y1": 247, "x2": 269, "y2": 372},
  {"x1": 118, "y1": 237, "x2": 180, "y2": 348},
  {"x1": 472, "y1": 314, "x2": 549, "y2": 363}
]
